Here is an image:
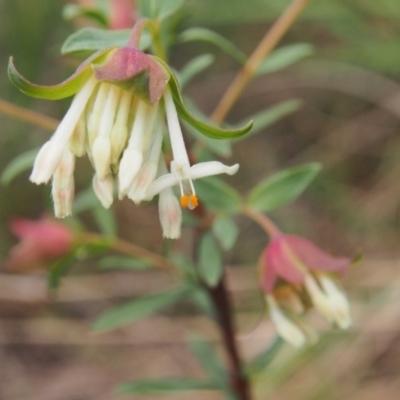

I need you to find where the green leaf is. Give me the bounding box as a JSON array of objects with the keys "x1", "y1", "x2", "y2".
[
  {"x1": 179, "y1": 54, "x2": 215, "y2": 87},
  {"x1": 245, "y1": 336, "x2": 284, "y2": 376},
  {"x1": 62, "y1": 4, "x2": 109, "y2": 27},
  {"x1": 188, "y1": 336, "x2": 236, "y2": 399},
  {"x1": 256, "y1": 43, "x2": 314, "y2": 76},
  {"x1": 61, "y1": 27, "x2": 151, "y2": 55},
  {"x1": 155, "y1": 57, "x2": 253, "y2": 139},
  {"x1": 8, "y1": 48, "x2": 113, "y2": 100},
  {"x1": 239, "y1": 100, "x2": 302, "y2": 138},
  {"x1": 47, "y1": 253, "x2": 76, "y2": 293},
  {"x1": 138, "y1": 0, "x2": 185, "y2": 20},
  {"x1": 73, "y1": 187, "x2": 100, "y2": 214},
  {"x1": 117, "y1": 378, "x2": 218, "y2": 395},
  {"x1": 212, "y1": 216, "x2": 238, "y2": 251},
  {"x1": 92, "y1": 205, "x2": 117, "y2": 237},
  {"x1": 195, "y1": 176, "x2": 242, "y2": 213},
  {"x1": 181, "y1": 99, "x2": 232, "y2": 157},
  {"x1": 92, "y1": 286, "x2": 189, "y2": 331},
  {"x1": 0, "y1": 148, "x2": 38, "y2": 185},
  {"x1": 98, "y1": 256, "x2": 151, "y2": 271},
  {"x1": 247, "y1": 163, "x2": 322, "y2": 212},
  {"x1": 198, "y1": 233, "x2": 224, "y2": 287},
  {"x1": 179, "y1": 27, "x2": 247, "y2": 64}
]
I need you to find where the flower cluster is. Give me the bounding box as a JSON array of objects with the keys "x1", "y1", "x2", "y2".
[
  {"x1": 9, "y1": 30, "x2": 247, "y2": 239},
  {"x1": 260, "y1": 234, "x2": 352, "y2": 347}
]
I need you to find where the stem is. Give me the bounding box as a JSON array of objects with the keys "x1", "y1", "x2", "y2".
[
  {"x1": 0, "y1": 99, "x2": 59, "y2": 131},
  {"x1": 241, "y1": 205, "x2": 282, "y2": 239},
  {"x1": 81, "y1": 232, "x2": 178, "y2": 275},
  {"x1": 207, "y1": 278, "x2": 252, "y2": 400},
  {"x1": 211, "y1": 0, "x2": 312, "y2": 124}
]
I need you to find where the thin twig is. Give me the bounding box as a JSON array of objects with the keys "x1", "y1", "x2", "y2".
[
  {"x1": 211, "y1": 0, "x2": 312, "y2": 124},
  {"x1": 241, "y1": 205, "x2": 282, "y2": 238},
  {"x1": 0, "y1": 99, "x2": 59, "y2": 131},
  {"x1": 81, "y1": 232, "x2": 178, "y2": 275}
]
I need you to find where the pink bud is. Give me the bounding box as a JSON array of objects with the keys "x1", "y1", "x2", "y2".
[{"x1": 5, "y1": 217, "x2": 74, "y2": 272}]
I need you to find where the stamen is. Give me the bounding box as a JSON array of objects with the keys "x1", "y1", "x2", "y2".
[
  {"x1": 189, "y1": 194, "x2": 199, "y2": 209},
  {"x1": 180, "y1": 195, "x2": 189, "y2": 208}
]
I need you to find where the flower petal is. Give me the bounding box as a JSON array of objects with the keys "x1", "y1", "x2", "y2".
[
  {"x1": 189, "y1": 161, "x2": 239, "y2": 180},
  {"x1": 266, "y1": 236, "x2": 306, "y2": 284},
  {"x1": 283, "y1": 235, "x2": 350, "y2": 273},
  {"x1": 144, "y1": 173, "x2": 180, "y2": 200}
]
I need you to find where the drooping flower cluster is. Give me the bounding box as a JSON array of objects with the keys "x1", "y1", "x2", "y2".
[
  {"x1": 260, "y1": 234, "x2": 352, "y2": 347},
  {"x1": 9, "y1": 26, "x2": 249, "y2": 239}
]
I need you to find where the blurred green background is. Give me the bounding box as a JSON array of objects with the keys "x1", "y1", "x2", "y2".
[{"x1": 1, "y1": 0, "x2": 400, "y2": 399}]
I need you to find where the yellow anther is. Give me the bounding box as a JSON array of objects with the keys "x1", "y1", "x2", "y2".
[
  {"x1": 180, "y1": 195, "x2": 189, "y2": 208},
  {"x1": 189, "y1": 194, "x2": 199, "y2": 208}
]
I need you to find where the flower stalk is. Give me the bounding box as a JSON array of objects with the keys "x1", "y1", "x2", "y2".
[{"x1": 211, "y1": 0, "x2": 312, "y2": 124}]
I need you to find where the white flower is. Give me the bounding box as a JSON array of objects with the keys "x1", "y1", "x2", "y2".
[
  {"x1": 144, "y1": 87, "x2": 239, "y2": 209},
  {"x1": 266, "y1": 295, "x2": 306, "y2": 348}
]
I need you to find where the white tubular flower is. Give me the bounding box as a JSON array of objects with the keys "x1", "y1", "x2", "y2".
[
  {"x1": 51, "y1": 149, "x2": 75, "y2": 218},
  {"x1": 318, "y1": 274, "x2": 352, "y2": 329},
  {"x1": 92, "y1": 173, "x2": 114, "y2": 209},
  {"x1": 158, "y1": 188, "x2": 182, "y2": 239},
  {"x1": 304, "y1": 274, "x2": 337, "y2": 324},
  {"x1": 266, "y1": 295, "x2": 306, "y2": 348},
  {"x1": 144, "y1": 87, "x2": 239, "y2": 209},
  {"x1": 30, "y1": 76, "x2": 97, "y2": 184},
  {"x1": 92, "y1": 85, "x2": 122, "y2": 180},
  {"x1": 127, "y1": 116, "x2": 163, "y2": 203},
  {"x1": 118, "y1": 100, "x2": 159, "y2": 197}
]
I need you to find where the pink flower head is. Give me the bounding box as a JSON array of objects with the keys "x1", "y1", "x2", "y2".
[
  {"x1": 260, "y1": 234, "x2": 352, "y2": 347},
  {"x1": 5, "y1": 217, "x2": 74, "y2": 272}
]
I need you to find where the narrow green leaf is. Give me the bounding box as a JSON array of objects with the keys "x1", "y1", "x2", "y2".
[
  {"x1": 8, "y1": 48, "x2": 113, "y2": 100},
  {"x1": 98, "y1": 256, "x2": 151, "y2": 271},
  {"x1": 92, "y1": 286, "x2": 188, "y2": 331},
  {"x1": 188, "y1": 336, "x2": 228, "y2": 385},
  {"x1": 195, "y1": 177, "x2": 241, "y2": 213},
  {"x1": 139, "y1": 0, "x2": 185, "y2": 20},
  {"x1": 245, "y1": 336, "x2": 284, "y2": 376},
  {"x1": 179, "y1": 27, "x2": 247, "y2": 64},
  {"x1": 179, "y1": 54, "x2": 215, "y2": 87},
  {"x1": 247, "y1": 163, "x2": 322, "y2": 213},
  {"x1": 155, "y1": 57, "x2": 253, "y2": 139},
  {"x1": 117, "y1": 378, "x2": 218, "y2": 395},
  {"x1": 8, "y1": 58, "x2": 90, "y2": 100},
  {"x1": 212, "y1": 216, "x2": 239, "y2": 251},
  {"x1": 92, "y1": 205, "x2": 117, "y2": 237},
  {"x1": 1, "y1": 148, "x2": 38, "y2": 185},
  {"x1": 239, "y1": 100, "x2": 302, "y2": 138},
  {"x1": 257, "y1": 43, "x2": 314, "y2": 76},
  {"x1": 62, "y1": 4, "x2": 109, "y2": 26},
  {"x1": 181, "y1": 99, "x2": 232, "y2": 157},
  {"x1": 61, "y1": 27, "x2": 151, "y2": 55},
  {"x1": 195, "y1": 176, "x2": 241, "y2": 213},
  {"x1": 198, "y1": 233, "x2": 224, "y2": 287}
]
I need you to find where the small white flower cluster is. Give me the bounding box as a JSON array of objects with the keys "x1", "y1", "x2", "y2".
[{"x1": 30, "y1": 76, "x2": 238, "y2": 238}]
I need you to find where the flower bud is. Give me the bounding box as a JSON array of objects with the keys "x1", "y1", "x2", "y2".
[
  {"x1": 158, "y1": 188, "x2": 182, "y2": 239},
  {"x1": 92, "y1": 173, "x2": 114, "y2": 209}
]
